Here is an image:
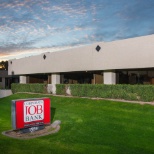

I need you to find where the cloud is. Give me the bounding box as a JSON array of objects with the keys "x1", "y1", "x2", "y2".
[
  {"x1": 0, "y1": 0, "x2": 154, "y2": 61},
  {"x1": 0, "y1": 45, "x2": 83, "y2": 61}
]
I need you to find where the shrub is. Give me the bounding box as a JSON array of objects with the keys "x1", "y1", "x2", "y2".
[
  {"x1": 60, "y1": 84, "x2": 154, "y2": 102},
  {"x1": 56, "y1": 84, "x2": 66, "y2": 95},
  {"x1": 11, "y1": 83, "x2": 154, "y2": 102},
  {"x1": 11, "y1": 83, "x2": 47, "y2": 94}
]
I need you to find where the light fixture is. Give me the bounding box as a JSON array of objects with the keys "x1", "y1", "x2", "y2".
[
  {"x1": 96, "y1": 45, "x2": 101, "y2": 52},
  {"x1": 43, "y1": 54, "x2": 46, "y2": 60}
]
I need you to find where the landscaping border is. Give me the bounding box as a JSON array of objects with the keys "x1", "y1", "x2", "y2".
[{"x1": 2, "y1": 120, "x2": 61, "y2": 139}]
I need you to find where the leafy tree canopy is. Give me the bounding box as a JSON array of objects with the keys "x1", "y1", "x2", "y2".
[{"x1": 0, "y1": 61, "x2": 8, "y2": 70}]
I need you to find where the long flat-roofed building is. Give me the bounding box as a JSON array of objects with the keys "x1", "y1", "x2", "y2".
[{"x1": 8, "y1": 34, "x2": 154, "y2": 93}]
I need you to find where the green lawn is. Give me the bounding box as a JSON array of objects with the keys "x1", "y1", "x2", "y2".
[{"x1": 0, "y1": 93, "x2": 154, "y2": 154}]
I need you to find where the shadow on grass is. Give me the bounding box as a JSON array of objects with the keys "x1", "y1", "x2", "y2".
[{"x1": 51, "y1": 107, "x2": 56, "y2": 122}]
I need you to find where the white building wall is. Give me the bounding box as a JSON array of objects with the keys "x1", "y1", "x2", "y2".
[
  {"x1": 8, "y1": 34, "x2": 154, "y2": 76},
  {"x1": 20, "y1": 76, "x2": 27, "y2": 83},
  {"x1": 104, "y1": 71, "x2": 116, "y2": 84},
  {"x1": 52, "y1": 74, "x2": 60, "y2": 94}
]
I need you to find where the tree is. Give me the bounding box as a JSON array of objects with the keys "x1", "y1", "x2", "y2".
[{"x1": 0, "y1": 61, "x2": 8, "y2": 70}]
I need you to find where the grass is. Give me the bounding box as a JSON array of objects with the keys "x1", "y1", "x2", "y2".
[{"x1": 0, "y1": 93, "x2": 154, "y2": 154}]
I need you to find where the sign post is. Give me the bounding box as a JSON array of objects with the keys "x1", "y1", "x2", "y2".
[{"x1": 12, "y1": 98, "x2": 51, "y2": 133}]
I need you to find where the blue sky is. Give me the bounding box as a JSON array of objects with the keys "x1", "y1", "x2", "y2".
[{"x1": 0, "y1": 0, "x2": 154, "y2": 61}]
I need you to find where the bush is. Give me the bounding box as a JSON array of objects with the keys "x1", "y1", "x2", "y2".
[
  {"x1": 58, "y1": 84, "x2": 154, "y2": 102},
  {"x1": 11, "y1": 83, "x2": 47, "y2": 94},
  {"x1": 56, "y1": 84, "x2": 66, "y2": 95},
  {"x1": 11, "y1": 83, "x2": 154, "y2": 102}
]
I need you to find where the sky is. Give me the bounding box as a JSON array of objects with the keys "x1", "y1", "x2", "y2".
[{"x1": 0, "y1": 0, "x2": 154, "y2": 61}]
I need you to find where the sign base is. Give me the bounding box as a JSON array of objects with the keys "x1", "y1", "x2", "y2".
[{"x1": 20, "y1": 125, "x2": 45, "y2": 134}]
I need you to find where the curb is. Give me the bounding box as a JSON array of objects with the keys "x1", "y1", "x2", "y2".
[
  {"x1": 15, "y1": 92, "x2": 154, "y2": 106},
  {"x1": 2, "y1": 120, "x2": 61, "y2": 140}
]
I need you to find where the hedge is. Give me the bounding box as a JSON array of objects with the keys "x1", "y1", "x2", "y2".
[
  {"x1": 56, "y1": 84, "x2": 66, "y2": 95},
  {"x1": 11, "y1": 83, "x2": 154, "y2": 102},
  {"x1": 11, "y1": 83, "x2": 47, "y2": 94},
  {"x1": 56, "y1": 84, "x2": 154, "y2": 102}
]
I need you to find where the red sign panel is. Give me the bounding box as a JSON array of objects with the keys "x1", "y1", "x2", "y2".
[{"x1": 12, "y1": 98, "x2": 51, "y2": 130}]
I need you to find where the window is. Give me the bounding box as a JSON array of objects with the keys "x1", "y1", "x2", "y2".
[{"x1": 0, "y1": 77, "x2": 2, "y2": 82}]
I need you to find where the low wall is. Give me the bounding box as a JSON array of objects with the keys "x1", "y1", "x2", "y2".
[
  {"x1": 0, "y1": 90, "x2": 12, "y2": 98},
  {"x1": 47, "y1": 84, "x2": 53, "y2": 94},
  {"x1": 47, "y1": 84, "x2": 62, "y2": 94}
]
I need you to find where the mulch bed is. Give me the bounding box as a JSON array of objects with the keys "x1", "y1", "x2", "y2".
[{"x1": 2, "y1": 120, "x2": 61, "y2": 139}]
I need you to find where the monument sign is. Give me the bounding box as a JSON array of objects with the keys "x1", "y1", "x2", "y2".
[{"x1": 12, "y1": 98, "x2": 51, "y2": 130}]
